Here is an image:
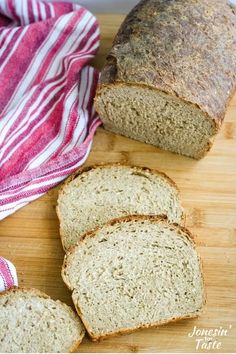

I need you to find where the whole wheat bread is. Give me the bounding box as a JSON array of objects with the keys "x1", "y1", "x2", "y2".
[
  {"x1": 0, "y1": 287, "x2": 85, "y2": 353},
  {"x1": 95, "y1": 0, "x2": 236, "y2": 159},
  {"x1": 57, "y1": 164, "x2": 183, "y2": 251},
  {"x1": 62, "y1": 215, "x2": 205, "y2": 341}
]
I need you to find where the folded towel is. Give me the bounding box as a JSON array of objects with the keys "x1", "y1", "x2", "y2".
[
  {"x1": 0, "y1": 257, "x2": 18, "y2": 292},
  {"x1": 0, "y1": 0, "x2": 101, "y2": 221}
]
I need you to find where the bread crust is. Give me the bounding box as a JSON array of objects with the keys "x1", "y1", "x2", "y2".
[
  {"x1": 0, "y1": 287, "x2": 85, "y2": 353},
  {"x1": 96, "y1": 0, "x2": 236, "y2": 127},
  {"x1": 0, "y1": 286, "x2": 49, "y2": 300},
  {"x1": 57, "y1": 162, "x2": 181, "y2": 195},
  {"x1": 62, "y1": 215, "x2": 206, "y2": 341},
  {"x1": 56, "y1": 162, "x2": 184, "y2": 251},
  {"x1": 62, "y1": 215, "x2": 196, "y2": 264},
  {"x1": 74, "y1": 299, "x2": 201, "y2": 342}
]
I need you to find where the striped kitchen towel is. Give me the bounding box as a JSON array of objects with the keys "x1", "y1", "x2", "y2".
[
  {"x1": 0, "y1": 257, "x2": 18, "y2": 292},
  {"x1": 0, "y1": 0, "x2": 101, "y2": 220}
]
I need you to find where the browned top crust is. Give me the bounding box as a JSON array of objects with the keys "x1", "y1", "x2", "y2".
[
  {"x1": 99, "y1": 0, "x2": 236, "y2": 125},
  {"x1": 58, "y1": 162, "x2": 181, "y2": 195},
  {"x1": 0, "y1": 287, "x2": 50, "y2": 300}
]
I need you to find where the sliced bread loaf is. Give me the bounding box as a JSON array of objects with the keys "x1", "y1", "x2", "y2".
[
  {"x1": 57, "y1": 164, "x2": 183, "y2": 251},
  {"x1": 62, "y1": 215, "x2": 205, "y2": 341},
  {"x1": 95, "y1": 0, "x2": 236, "y2": 159},
  {"x1": 0, "y1": 287, "x2": 85, "y2": 353}
]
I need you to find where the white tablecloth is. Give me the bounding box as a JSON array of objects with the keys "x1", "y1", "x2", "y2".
[
  {"x1": 51, "y1": 0, "x2": 236, "y2": 14},
  {"x1": 50, "y1": 0, "x2": 140, "y2": 13}
]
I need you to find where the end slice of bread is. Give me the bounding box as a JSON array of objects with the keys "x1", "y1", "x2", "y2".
[
  {"x1": 0, "y1": 287, "x2": 85, "y2": 353},
  {"x1": 62, "y1": 215, "x2": 205, "y2": 341},
  {"x1": 57, "y1": 163, "x2": 183, "y2": 251}
]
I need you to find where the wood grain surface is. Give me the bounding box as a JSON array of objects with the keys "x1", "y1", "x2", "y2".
[{"x1": 0, "y1": 14, "x2": 236, "y2": 353}]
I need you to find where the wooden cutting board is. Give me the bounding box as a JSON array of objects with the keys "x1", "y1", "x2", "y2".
[{"x1": 0, "y1": 14, "x2": 236, "y2": 353}]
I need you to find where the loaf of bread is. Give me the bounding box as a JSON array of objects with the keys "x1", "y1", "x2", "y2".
[
  {"x1": 0, "y1": 287, "x2": 85, "y2": 353},
  {"x1": 62, "y1": 215, "x2": 205, "y2": 341},
  {"x1": 95, "y1": 0, "x2": 236, "y2": 159},
  {"x1": 57, "y1": 163, "x2": 183, "y2": 250}
]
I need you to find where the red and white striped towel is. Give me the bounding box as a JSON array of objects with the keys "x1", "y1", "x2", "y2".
[
  {"x1": 0, "y1": 0, "x2": 101, "y2": 221},
  {"x1": 0, "y1": 257, "x2": 18, "y2": 292}
]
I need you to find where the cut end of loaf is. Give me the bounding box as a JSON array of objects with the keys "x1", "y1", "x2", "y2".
[
  {"x1": 95, "y1": 85, "x2": 218, "y2": 159},
  {"x1": 62, "y1": 215, "x2": 205, "y2": 340}
]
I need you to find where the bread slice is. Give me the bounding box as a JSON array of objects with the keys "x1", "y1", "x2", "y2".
[
  {"x1": 62, "y1": 215, "x2": 205, "y2": 341},
  {"x1": 57, "y1": 163, "x2": 183, "y2": 251},
  {"x1": 0, "y1": 287, "x2": 85, "y2": 353}
]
